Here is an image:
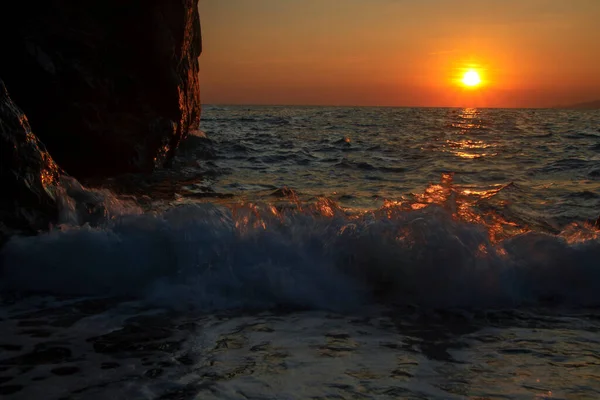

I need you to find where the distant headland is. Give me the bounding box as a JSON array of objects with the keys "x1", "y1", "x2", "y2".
[{"x1": 559, "y1": 100, "x2": 600, "y2": 109}]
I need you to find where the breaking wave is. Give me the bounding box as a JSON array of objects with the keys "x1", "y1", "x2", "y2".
[{"x1": 1, "y1": 177, "x2": 599, "y2": 312}]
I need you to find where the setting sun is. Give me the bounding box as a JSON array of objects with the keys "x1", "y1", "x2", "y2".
[{"x1": 462, "y1": 70, "x2": 482, "y2": 87}]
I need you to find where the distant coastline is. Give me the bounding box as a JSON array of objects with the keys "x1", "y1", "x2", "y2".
[{"x1": 559, "y1": 99, "x2": 600, "y2": 109}]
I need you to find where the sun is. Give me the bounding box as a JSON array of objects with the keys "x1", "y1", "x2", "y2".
[{"x1": 462, "y1": 70, "x2": 482, "y2": 87}]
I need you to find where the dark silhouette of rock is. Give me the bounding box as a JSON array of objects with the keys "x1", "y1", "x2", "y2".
[
  {"x1": 561, "y1": 100, "x2": 600, "y2": 110},
  {"x1": 0, "y1": 0, "x2": 201, "y2": 178},
  {"x1": 0, "y1": 80, "x2": 63, "y2": 241}
]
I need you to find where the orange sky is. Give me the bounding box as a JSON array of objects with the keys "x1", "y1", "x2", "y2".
[{"x1": 199, "y1": 0, "x2": 600, "y2": 108}]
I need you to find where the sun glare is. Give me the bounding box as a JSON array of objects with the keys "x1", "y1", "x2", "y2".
[{"x1": 462, "y1": 70, "x2": 482, "y2": 87}]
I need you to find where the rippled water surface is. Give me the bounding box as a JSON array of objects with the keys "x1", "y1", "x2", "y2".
[
  {"x1": 199, "y1": 106, "x2": 600, "y2": 227},
  {"x1": 1, "y1": 106, "x2": 599, "y2": 399}
]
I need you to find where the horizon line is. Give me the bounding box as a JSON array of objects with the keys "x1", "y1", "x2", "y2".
[{"x1": 201, "y1": 103, "x2": 587, "y2": 110}]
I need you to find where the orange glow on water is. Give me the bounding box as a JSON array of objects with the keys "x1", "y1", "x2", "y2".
[
  {"x1": 218, "y1": 174, "x2": 596, "y2": 249},
  {"x1": 233, "y1": 202, "x2": 267, "y2": 232},
  {"x1": 311, "y1": 198, "x2": 337, "y2": 218},
  {"x1": 561, "y1": 222, "x2": 600, "y2": 244},
  {"x1": 391, "y1": 173, "x2": 529, "y2": 243}
]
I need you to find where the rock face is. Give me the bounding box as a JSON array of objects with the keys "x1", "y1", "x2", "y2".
[
  {"x1": 0, "y1": 1, "x2": 201, "y2": 243},
  {"x1": 0, "y1": 0, "x2": 201, "y2": 178},
  {"x1": 0, "y1": 80, "x2": 62, "y2": 239}
]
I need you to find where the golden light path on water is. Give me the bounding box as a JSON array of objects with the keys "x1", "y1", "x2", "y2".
[{"x1": 191, "y1": 106, "x2": 599, "y2": 248}]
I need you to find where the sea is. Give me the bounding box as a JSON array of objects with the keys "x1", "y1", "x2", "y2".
[{"x1": 1, "y1": 106, "x2": 600, "y2": 399}]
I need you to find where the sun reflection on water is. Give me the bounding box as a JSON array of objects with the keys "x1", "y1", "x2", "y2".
[
  {"x1": 444, "y1": 108, "x2": 497, "y2": 159},
  {"x1": 449, "y1": 108, "x2": 487, "y2": 133}
]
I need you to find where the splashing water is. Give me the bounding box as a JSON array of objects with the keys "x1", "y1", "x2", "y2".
[{"x1": 2, "y1": 173, "x2": 599, "y2": 311}]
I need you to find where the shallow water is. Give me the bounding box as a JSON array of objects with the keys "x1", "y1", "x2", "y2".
[
  {"x1": 1, "y1": 297, "x2": 599, "y2": 399},
  {"x1": 1, "y1": 106, "x2": 599, "y2": 398}
]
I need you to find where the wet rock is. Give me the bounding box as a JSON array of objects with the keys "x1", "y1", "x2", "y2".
[
  {"x1": 176, "y1": 132, "x2": 216, "y2": 161},
  {"x1": 0, "y1": 0, "x2": 202, "y2": 178},
  {"x1": 0, "y1": 80, "x2": 63, "y2": 239}
]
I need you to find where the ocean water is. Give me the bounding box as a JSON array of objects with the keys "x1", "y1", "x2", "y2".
[{"x1": 1, "y1": 106, "x2": 599, "y2": 399}]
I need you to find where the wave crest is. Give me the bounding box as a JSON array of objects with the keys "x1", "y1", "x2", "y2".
[{"x1": 2, "y1": 179, "x2": 599, "y2": 311}]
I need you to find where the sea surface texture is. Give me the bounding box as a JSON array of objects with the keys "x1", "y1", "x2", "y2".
[{"x1": 1, "y1": 106, "x2": 600, "y2": 399}]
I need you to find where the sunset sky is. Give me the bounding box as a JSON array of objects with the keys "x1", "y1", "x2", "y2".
[{"x1": 198, "y1": 0, "x2": 600, "y2": 108}]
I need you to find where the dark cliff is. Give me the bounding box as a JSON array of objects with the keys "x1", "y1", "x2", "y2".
[
  {"x1": 0, "y1": 0, "x2": 201, "y2": 178},
  {"x1": 0, "y1": 1, "x2": 201, "y2": 241},
  {"x1": 0, "y1": 80, "x2": 63, "y2": 240}
]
